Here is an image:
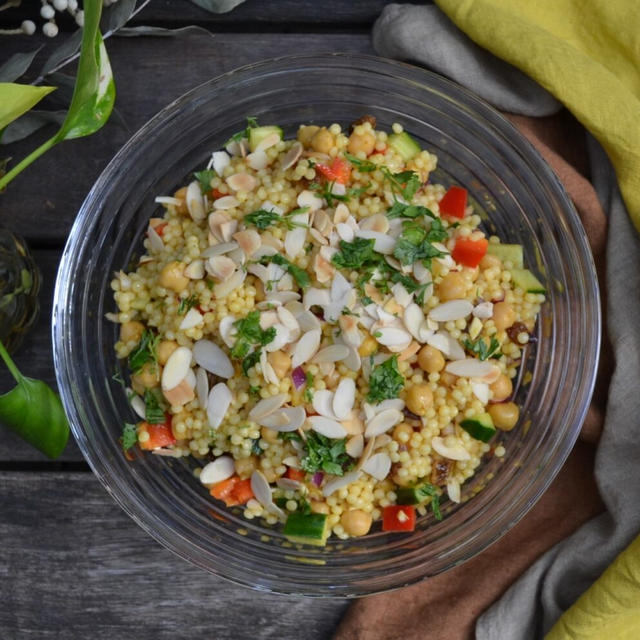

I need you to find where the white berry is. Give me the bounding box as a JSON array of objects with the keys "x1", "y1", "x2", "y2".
[
  {"x1": 43, "y1": 21, "x2": 59, "y2": 37},
  {"x1": 74, "y1": 9, "x2": 84, "y2": 26},
  {"x1": 67, "y1": 0, "x2": 78, "y2": 10},
  {"x1": 21, "y1": 20, "x2": 36, "y2": 35},
  {"x1": 53, "y1": 0, "x2": 68, "y2": 10},
  {"x1": 40, "y1": 4, "x2": 55, "y2": 19}
]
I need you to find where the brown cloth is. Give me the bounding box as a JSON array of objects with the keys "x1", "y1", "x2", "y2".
[{"x1": 334, "y1": 110, "x2": 610, "y2": 640}]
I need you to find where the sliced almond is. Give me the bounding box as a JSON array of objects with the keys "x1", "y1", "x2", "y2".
[
  {"x1": 206, "y1": 255, "x2": 236, "y2": 282},
  {"x1": 312, "y1": 389, "x2": 338, "y2": 419},
  {"x1": 333, "y1": 377, "x2": 355, "y2": 420},
  {"x1": 269, "y1": 291, "x2": 301, "y2": 305},
  {"x1": 233, "y1": 229, "x2": 261, "y2": 258},
  {"x1": 468, "y1": 317, "x2": 483, "y2": 340},
  {"x1": 373, "y1": 327, "x2": 412, "y2": 348},
  {"x1": 473, "y1": 301, "x2": 494, "y2": 319},
  {"x1": 211, "y1": 150, "x2": 230, "y2": 175},
  {"x1": 307, "y1": 416, "x2": 347, "y2": 439},
  {"x1": 249, "y1": 393, "x2": 287, "y2": 421},
  {"x1": 447, "y1": 479, "x2": 461, "y2": 504},
  {"x1": 213, "y1": 195, "x2": 240, "y2": 210},
  {"x1": 359, "y1": 213, "x2": 389, "y2": 234},
  {"x1": 470, "y1": 380, "x2": 490, "y2": 404},
  {"x1": 195, "y1": 366, "x2": 209, "y2": 409},
  {"x1": 313, "y1": 250, "x2": 335, "y2": 284},
  {"x1": 431, "y1": 436, "x2": 470, "y2": 461},
  {"x1": 297, "y1": 310, "x2": 322, "y2": 332},
  {"x1": 355, "y1": 229, "x2": 396, "y2": 254},
  {"x1": 163, "y1": 378, "x2": 195, "y2": 407},
  {"x1": 398, "y1": 341, "x2": 421, "y2": 362},
  {"x1": 207, "y1": 382, "x2": 232, "y2": 430},
  {"x1": 336, "y1": 222, "x2": 355, "y2": 242},
  {"x1": 161, "y1": 346, "x2": 192, "y2": 391},
  {"x1": 186, "y1": 181, "x2": 206, "y2": 221},
  {"x1": 345, "y1": 434, "x2": 364, "y2": 458},
  {"x1": 219, "y1": 220, "x2": 238, "y2": 243},
  {"x1": 130, "y1": 393, "x2": 146, "y2": 420},
  {"x1": 285, "y1": 218, "x2": 309, "y2": 258},
  {"x1": 179, "y1": 308, "x2": 204, "y2": 331},
  {"x1": 184, "y1": 259, "x2": 205, "y2": 280},
  {"x1": 444, "y1": 359, "x2": 498, "y2": 378},
  {"x1": 213, "y1": 269, "x2": 246, "y2": 299},
  {"x1": 154, "y1": 197, "x2": 182, "y2": 207},
  {"x1": 251, "y1": 470, "x2": 282, "y2": 516},
  {"x1": 427, "y1": 331, "x2": 466, "y2": 360},
  {"x1": 280, "y1": 141, "x2": 303, "y2": 170},
  {"x1": 219, "y1": 315, "x2": 237, "y2": 348},
  {"x1": 322, "y1": 470, "x2": 361, "y2": 496},
  {"x1": 312, "y1": 344, "x2": 350, "y2": 363},
  {"x1": 341, "y1": 410, "x2": 364, "y2": 435},
  {"x1": 193, "y1": 339, "x2": 234, "y2": 378},
  {"x1": 259, "y1": 406, "x2": 305, "y2": 432},
  {"x1": 297, "y1": 190, "x2": 323, "y2": 212},
  {"x1": 226, "y1": 172, "x2": 257, "y2": 192},
  {"x1": 403, "y1": 303, "x2": 425, "y2": 341},
  {"x1": 391, "y1": 282, "x2": 413, "y2": 308},
  {"x1": 342, "y1": 347, "x2": 361, "y2": 372},
  {"x1": 276, "y1": 477, "x2": 303, "y2": 492},
  {"x1": 413, "y1": 261, "x2": 433, "y2": 284},
  {"x1": 147, "y1": 225, "x2": 164, "y2": 253},
  {"x1": 260, "y1": 349, "x2": 279, "y2": 385},
  {"x1": 255, "y1": 131, "x2": 282, "y2": 153},
  {"x1": 362, "y1": 452, "x2": 391, "y2": 481},
  {"x1": 200, "y1": 455, "x2": 235, "y2": 485},
  {"x1": 428, "y1": 299, "x2": 474, "y2": 322},
  {"x1": 247, "y1": 150, "x2": 269, "y2": 170},
  {"x1": 364, "y1": 408, "x2": 403, "y2": 438},
  {"x1": 373, "y1": 398, "x2": 406, "y2": 413},
  {"x1": 339, "y1": 315, "x2": 363, "y2": 349},
  {"x1": 356, "y1": 435, "x2": 376, "y2": 470},
  {"x1": 291, "y1": 329, "x2": 321, "y2": 368},
  {"x1": 264, "y1": 323, "x2": 292, "y2": 352},
  {"x1": 201, "y1": 242, "x2": 238, "y2": 258}
]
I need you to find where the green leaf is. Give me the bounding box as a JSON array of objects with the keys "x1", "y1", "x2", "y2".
[
  {"x1": 144, "y1": 389, "x2": 166, "y2": 424},
  {"x1": 261, "y1": 254, "x2": 310, "y2": 290},
  {"x1": 386, "y1": 201, "x2": 437, "y2": 220},
  {"x1": 0, "y1": 48, "x2": 43, "y2": 83},
  {"x1": 381, "y1": 167, "x2": 421, "y2": 201},
  {"x1": 0, "y1": 109, "x2": 66, "y2": 146},
  {"x1": 55, "y1": 1, "x2": 115, "y2": 142},
  {"x1": 0, "y1": 340, "x2": 69, "y2": 459},
  {"x1": 0, "y1": 83, "x2": 57, "y2": 131},
  {"x1": 241, "y1": 349, "x2": 262, "y2": 376},
  {"x1": 244, "y1": 209, "x2": 281, "y2": 230},
  {"x1": 128, "y1": 329, "x2": 159, "y2": 374},
  {"x1": 300, "y1": 431, "x2": 353, "y2": 476},
  {"x1": 194, "y1": 169, "x2": 216, "y2": 193},
  {"x1": 40, "y1": 29, "x2": 83, "y2": 76},
  {"x1": 393, "y1": 220, "x2": 448, "y2": 267},
  {"x1": 331, "y1": 237, "x2": 382, "y2": 270},
  {"x1": 121, "y1": 422, "x2": 138, "y2": 451},
  {"x1": 367, "y1": 356, "x2": 404, "y2": 403},
  {"x1": 463, "y1": 337, "x2": 502, "y2": 361},
  {"x1": 344, "y1": 153, "x2": 377, "y2": 172},
  {"x1": 177, "y1": 294, "x2": 199, "y2": 315}
]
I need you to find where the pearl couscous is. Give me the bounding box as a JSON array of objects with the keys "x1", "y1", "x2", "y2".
[{"x1": 111, "y1": 116, "x2": 545, "y2": 544}]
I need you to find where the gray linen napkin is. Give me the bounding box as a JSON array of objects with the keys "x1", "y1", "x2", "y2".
[{"x1": 374, "y1": 4, "x2": 640, "y2": 638}]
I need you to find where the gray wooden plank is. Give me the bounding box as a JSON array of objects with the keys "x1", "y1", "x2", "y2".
[
  {"x1": 0, "y1": 472, "x2": 349, "y2": 639},
  {"x1": 0, "y1": 248, "x2": 85, "y2": 462},
  {"x1": 1, "y1": 32, "x2": 373, "y2": 242}
]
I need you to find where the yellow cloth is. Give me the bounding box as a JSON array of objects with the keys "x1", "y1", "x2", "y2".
[
  {"x1": 436, "y1": 0, "x2": 640, "y2": 234},
  {"x1": 545, "y1": 534, "x2": 640, "y2": 639}
]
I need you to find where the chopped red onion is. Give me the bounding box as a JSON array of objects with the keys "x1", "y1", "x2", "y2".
[
  {"x1": 311, "y1": 471, "x2": 324, "y2": 487},
  {"x1": 292, "y1": 366, "x2": 306, "y2": 390}
]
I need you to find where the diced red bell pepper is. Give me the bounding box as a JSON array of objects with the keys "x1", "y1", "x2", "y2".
[
  {"x1": 209, "y1": 475, "x2": 255, "y2": 507},
  {"x1": 382, "y1": 505, "x2": 416, "y2": 532},
  {"x1": 285, "y1": 467, "x2": 305, "y2": 482},
  {"x1": 211, "y1": 188, "x2": 226, "y2": 200},
  {"x1": 210, "y1": 476, "x2": 239, "y2": 503},
  {"x1": 153, "y1": 222, "x2": 168, "y2": 237},
  {"x1": 138, "y1": 416, "x2": 175, "y2": 450},
  {"x1": 439, "y1": 185, "x2": 468, "y2": 219},
  {"x1": 316, "y1": 157, "x2": 352, "y2": 184},
  {"x1": 451, "y1": 236, "x2": 489, "y2": 268}
]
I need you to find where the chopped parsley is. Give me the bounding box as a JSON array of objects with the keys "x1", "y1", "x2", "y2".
[
  {"x1": 393, "y1": 219, "x2": 448, "y2": 267},
  {"x1": 177, "y1": 294, "x2": 199, "y2": 316},
  {"x1": 331, "y1": 237, "x2": 383, "y2": 270},
  {"x1": 386, "y1": 200, "x2": 437, "y2": 220},
  {"x1": 303, "y1": 371, "x2": 315, "y2": 403},
  {"x1": 226, "y1": 115, "x2": 259, "y2": 144},
  {"x1": 241, "y1": 349, "x2": 262, "y2": 376},
  {"x1": 121, "y1": 422, "x2": 138, "y2": 452},
  {"x1": 415, "y1": 483, "x2": 442, "y2": 520},
  {"x1": 381, "y1": 168, "x2": 422, "y2": 201},
  {"x1": 128, "y1": 329, "x2": 159, "y2": 374},
  {"x1": 344, "y1": 153, "x2": 377, "y2": 172},
  {"x1": 230, "y1": 311, "x2": 276, "y2": 373},
  {"x1": 251, "y1": 437, "x2": 262, "y2": 455},
  {"x1": 144, "y1": 389, "x2": 166, "y2": 424},
  {"x1": 309, "y1": 181, "x2": 349, "y2": 207},
  {"x1": 193, "y1": 169, "x2": 216, "y2": 193},
  {"x1": 259, "y1": 254, "x2": 310, "y2": 290},
  {"x1": 244, "y1": 206, "x2": 309, "y2": 231},
  {"x1": 300, "y1": 431, "x2": 354, "y2": 476},
  {"x1": 347, "y1": 183, "x2": 372, "y2": 198},
  {"x1": 367, "y1": 355, "x2": 404, "y2": 403},
  {"x1": 463, "y1": 336, "x2": 502, "y2": 361},
  {"x1": 249, "y1": 385, "x2": 261, "y2": 397}
]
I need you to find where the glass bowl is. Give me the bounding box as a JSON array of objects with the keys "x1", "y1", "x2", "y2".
[{"x1": 53, "y1": 54, "x2": 600, "y2": 597}]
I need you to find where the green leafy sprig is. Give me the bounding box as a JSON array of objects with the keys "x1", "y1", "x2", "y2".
[{"x1": 367, "y1": 356, "x2": 404, "y2": 403}]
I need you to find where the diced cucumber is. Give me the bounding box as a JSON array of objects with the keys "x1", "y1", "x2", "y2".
[
  {"x1": 396, "y1": 483, "x2": 439, "y2": 506},
  {"x1": 460, "y1": 412, "x2": 496, "y2": 443},
  {"x1": 388, "y1": 131, "x2": 421, "y2": 161},
  {"x1": 511, "y1": 268, "x2": 546, "y2": 294},
  {"x1": 283, "y1": 512, "x2": 329, "y2": 546},
  {"x1": 248, "y1": 125, "x2": 283, "y2": 152},
  {"x1": 486, "y1": 243, "x2": 524, "y2": 269}
]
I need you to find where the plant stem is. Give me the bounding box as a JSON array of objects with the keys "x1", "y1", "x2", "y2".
[
  {"x1": 0, "y1": 135, "x2": 57, "y2": 190},
  {"x1": 0, "y1": 339, "x2": 23, "y2": 384}
]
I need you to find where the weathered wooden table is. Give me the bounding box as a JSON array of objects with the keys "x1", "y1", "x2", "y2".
[{"x1": 0, "y1": 2, "x2": 413, "y2": 636}]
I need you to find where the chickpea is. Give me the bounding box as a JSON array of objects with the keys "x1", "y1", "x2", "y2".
[
  {"x1": 310, "y1": 127, "x2": 335, "y2": 154},
  {"x1": 347, "y1": 131, "x2": 376, "y2": 156},
  {"x1": 310, "y1": 501, "x2": 330, "y2": 515},
  {"x1": 120, "y1": 320, "x2": 144, "y2": 344},
  {"x1": 157, "y1": 340, "x2": 178, "y2": 366},
  {"x1": 159, "y1": 261, "x2": 189, "y2": 293},
  {"x1": 340, "y1": 509, "x2": 372, "y2": 537},
  {"x1": 393, "y1": 423, "x2": 414, "y2": 443},
  {"x1": 490, "y1": 374, "x2": 513, "y2": 403},
  {"x1": 488, "y1": 402, "x2": 519, "y2": 431},
  {"x1": 440, "y1": 372, "x2": 457, "y2": 387},
  {"x1": 437, "y1": 272, "x2": 466, "y2": 301},
  {"x1": 480, "y1": 253, "x2": 502, "y2": 270},
  {"x1": 297, "y1": 125, "x2": 320, "y2": 147},
  {"x1": 173, "y1": 186, "x2": 189, "y2": 215},
  {"x1": 358, "y1": 334, "x2": 378, "y2": 357},
  {"x1": 493, "y1": 301, "x2": 516, "y2": 330},
  {"x1": 268, "y1": 350, "x2": 291, "y2": 379},
  {"x1": 261, "y1": 427, "x2": 280, "y2": 444},
  {"x1": 417, "y1": 345, "x2": 445, "y2": 373},
  {"x1": 234, "y1": 456, "x2": 258, "y2": 479},
  {"x1": 131, "y1": 362, "x2": 159, "y2": 393},
  {"x1": 406, "y1": 383, "x2": 434, "y2": 416}
]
